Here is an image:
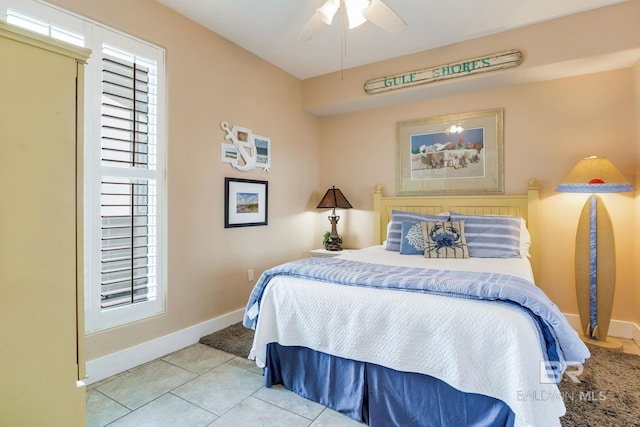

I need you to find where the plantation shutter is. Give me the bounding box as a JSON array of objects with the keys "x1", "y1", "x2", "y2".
[
  {"x1": 101, "y1": 54, "x2": 150, "y2": 168},
  {"x1": 100, "y1": 51, "x2": 158, "y2": 309}
]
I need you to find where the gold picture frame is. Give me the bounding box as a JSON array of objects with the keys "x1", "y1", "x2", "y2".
[{"x1": 396, "y1": 108, "x2": 504, "y2": 195}]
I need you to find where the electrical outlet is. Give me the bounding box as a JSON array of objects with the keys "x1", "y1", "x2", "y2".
[{"x1": 247, "y1": 269, "x2": 254, "y2": 282}]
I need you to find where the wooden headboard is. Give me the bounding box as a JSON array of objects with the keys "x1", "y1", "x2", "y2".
[{"x1": 373, "y1": 179, "x2": 540, "y2": 282}]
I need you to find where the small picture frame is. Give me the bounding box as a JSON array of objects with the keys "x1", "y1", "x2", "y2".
[
  {"x1": 235, "y1": 126, "x2": 252, "y2": 143},
  {"x1": 224, "y1": 177, "x2": 268, "y2": 228},
  {"x1": 254, "y1": 135, "x2": 271, "y2": 168},
  {"x1": 221, "y1": 143, "x2": 238, "y2": 163}
]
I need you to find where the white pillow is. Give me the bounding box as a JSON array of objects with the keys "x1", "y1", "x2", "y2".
[{"x1": 520, "y1": 218, "x2": 531, "y2": 258}]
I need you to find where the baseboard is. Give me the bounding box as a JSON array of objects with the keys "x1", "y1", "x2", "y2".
[
  {"x1": 633, "y1": 322, "x2": 640, "y2": 347},
  {"x1": 85, "y1": 309, "x2": 245, "y2": 385},
  {"x1": 564, "y1": 313, "x2": 640, "y2": 346}
]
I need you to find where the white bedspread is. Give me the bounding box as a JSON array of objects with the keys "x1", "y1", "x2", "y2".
[{"x1": 250, "y1": 246, "x2": 565, "y2": 427}]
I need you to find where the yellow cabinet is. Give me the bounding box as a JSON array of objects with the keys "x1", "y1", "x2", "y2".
[{"x1": 0, "y1": 22, "x2": 90, "y2": 426}]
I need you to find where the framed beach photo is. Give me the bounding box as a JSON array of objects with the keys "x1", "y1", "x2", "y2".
[
  {"x1": 220, "y1": 143, "x2": 238, "y2": 163},
  {"x1": 224, "y1": 177, "x2": 268, "y2": 228},
  {"x1": 396, "y1": 108, "x2": 504, "y2": 195},
  {"x1": 254, "y1": 135, "x2": 271, "y2": 168}
]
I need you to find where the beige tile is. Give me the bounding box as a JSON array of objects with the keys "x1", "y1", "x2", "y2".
[
  {"x1": 95, "y1": 360, "x2": 197, "y2": 410},
  {"x1": 86, "y1": 389, "x2": 130, "y2": 427},
  {"x1": 108, "y1": 393, "x2": 217, "y2": 427},
  {"x1": 162, "y1": 343, "x2": 234, "y2": 374},
  {"x1": 227, "y1": 355, "x2": 264, "y2": 375},
  {"x1": 209, "y1": 396, "x2": 310, "y2": 426},
  {"x1": 172, "y1": 363, "x2": 263, "y2": 415},
  {"x1": 253, "y1": 385, "x2": 325, "y2": 420},
  {"x1": 310, "y1": 408, "x2": 365, "y2": 426},
  {"x1": 87, "y1": 370, "x2": 129, "y2": 391}
]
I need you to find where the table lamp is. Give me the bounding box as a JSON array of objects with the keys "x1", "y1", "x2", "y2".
[
  {"x1": 555, "y1": 156, "x2": 634, "y2": 349},
  {"x1": 316, "y1": 186, "x2": 353, "y2": 251}
]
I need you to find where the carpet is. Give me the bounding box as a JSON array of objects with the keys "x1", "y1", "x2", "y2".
[
  {"x1": 199, "y1": 325, "x2": 640, "y2": 425},
  {"x1": 559, "y1": 345, "x2": 640, "y2": 426},
  {"x1": 199, "y1": 322, "x2": 254, "y2": 358}
]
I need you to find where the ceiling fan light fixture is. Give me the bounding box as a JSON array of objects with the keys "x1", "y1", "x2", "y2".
[
  {"x1": 299, "y1": 0, "x2": 404, "y2": 41},
  {"x1": 345, "y1": 0, "x2": 369, "y2": 29},
  {"x1": 318, "y1": 0, "x2": 340, "y2": 25}
]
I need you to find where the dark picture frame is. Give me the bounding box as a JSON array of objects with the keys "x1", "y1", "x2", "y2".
[{"x1": 224, "y1": 177, "x2": 268, "y2": 228}]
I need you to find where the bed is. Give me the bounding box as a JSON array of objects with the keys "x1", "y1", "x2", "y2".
[{"x1": 243, "y1": 180, "x2": 589, "y2": 427}]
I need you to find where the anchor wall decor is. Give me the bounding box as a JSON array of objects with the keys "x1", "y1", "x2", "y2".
[{"x1": 220, "y1": 121, "x2": 271, "y2": 172}]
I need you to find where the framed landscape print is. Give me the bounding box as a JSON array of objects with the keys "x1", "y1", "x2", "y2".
[
  {"x1": 224, "y1": 178, "x2": 268, "y2": 228},
  {"x1": 396, "y1": 108, "x2": 504, "y2": 195}
]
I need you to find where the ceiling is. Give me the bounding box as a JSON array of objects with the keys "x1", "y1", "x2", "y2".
[{"x1": 155, "y1": 0, "x2": 627, "y2": 80}]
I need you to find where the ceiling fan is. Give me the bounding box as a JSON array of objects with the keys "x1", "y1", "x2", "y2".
[{"x1": 299, "y1": 0, "x2": 407, "y2": 41}]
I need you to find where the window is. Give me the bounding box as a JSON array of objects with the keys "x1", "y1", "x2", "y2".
[
  {"x1": 3, "y1": 0, "x2": 166, "y2": 332},
  {"x1": 88, "y1": 29, "x2": 165, "y2": 332}
]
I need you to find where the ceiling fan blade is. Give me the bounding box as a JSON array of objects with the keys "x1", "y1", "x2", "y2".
[
  {"x1": 299, "y1": 11, "x2": 327, "y2": 41},
  {"x1": 299, "y1": 0, "x2": 339, "y2": 41},
  {"x1": 362, "y1": 0, "x2": 407, "y2": 34}
]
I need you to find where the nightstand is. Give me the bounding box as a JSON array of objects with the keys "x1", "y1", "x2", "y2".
[{"x1": 309, "y1": 248, "x2": 354, "y2": 258}]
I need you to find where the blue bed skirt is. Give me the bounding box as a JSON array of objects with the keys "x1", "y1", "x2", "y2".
[{"x1": 265, "y1": 343, "x2": 515, "y2": 427}]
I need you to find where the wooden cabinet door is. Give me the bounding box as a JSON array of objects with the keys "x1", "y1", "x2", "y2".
[{"x1": 0, "y1": 22, "x2": 89, "y2": 426}]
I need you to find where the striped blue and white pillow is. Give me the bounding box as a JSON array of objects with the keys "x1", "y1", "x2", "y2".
[
  {"x1": 450, "y1": 213, "x2": 521, "y2": 258},
  {"x1": 385, "y1": 210, "x2": 449, "y2": 252}
]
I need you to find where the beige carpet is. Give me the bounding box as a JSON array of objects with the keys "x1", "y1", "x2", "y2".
[{"x1": 559, "y1": 345, "x2": 640, "y2": 426}]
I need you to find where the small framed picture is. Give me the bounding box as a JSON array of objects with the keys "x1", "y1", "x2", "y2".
[
  {"x1": 254, "y1": 135, "x2": 271, "y2": 168},
  {"x1": 224, "y1": 177, "x2": 268, "y2": 228},
  {"x1": 235, "y1": 126, "x2": 252, "y2": 143},
  {"x1": 221, "y1": 143, "x2": 238, "y2": 163}
]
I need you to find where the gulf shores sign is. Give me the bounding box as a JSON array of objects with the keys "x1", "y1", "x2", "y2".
[{"x1": 364, "y1": 50, "x2": 523, "y2": 94}]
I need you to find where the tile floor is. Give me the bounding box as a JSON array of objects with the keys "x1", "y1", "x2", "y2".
[
  {"x1": 87, "y1": 338, "x2": 640, "y2": 426},
  {"x1": 86, "y1": 343, "x2": 363, "y2": 426}
]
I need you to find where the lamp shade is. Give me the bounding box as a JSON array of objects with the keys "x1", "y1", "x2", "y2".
[
  {"x1": 316, "y1": 186, "x2": 353, "y2": 209},
  {"x1": 555, "y1": 156, "x2": 634, "y2": 193}
]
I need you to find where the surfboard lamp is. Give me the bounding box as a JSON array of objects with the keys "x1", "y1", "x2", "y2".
[
  {"x1": 556, "y1": 156, "x2": 634, "y2": 349},
  {"x1": 316, "y1": 186, "x2": 353, "y2": 251}
]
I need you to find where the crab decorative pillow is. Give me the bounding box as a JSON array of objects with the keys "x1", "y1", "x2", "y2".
[{"x1": 421, "y1": 221, "x2": 469, "y2": 259}]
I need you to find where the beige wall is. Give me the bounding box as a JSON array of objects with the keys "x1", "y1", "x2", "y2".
[
  {"x1": 316, "y1": 70, "x2": 637, "y2": 321},
  {"x1": 44, "y1": 0, "x2": 639, "y2": 361},
  {"x1": 634, "y1": 60, "x2": 640, "y2": 327},
  {"x1": 48, "y1": 0, "x2": 320, "y2": 360}
]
